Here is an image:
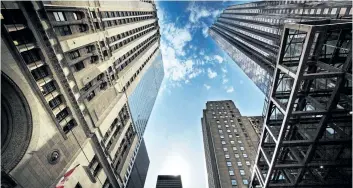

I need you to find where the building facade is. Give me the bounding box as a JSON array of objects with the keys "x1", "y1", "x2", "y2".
[
  {"x1": 250, "y1": 20, "x2": 352, "y2": 188},
  {"x1": 156, "y1": 175, "x2": 183, "y2": 188},
  {"x1": 201, "y1": 100, "x2": 260, "y2": 188},
  {"x1": 209, "y1": 0, "x2": 352, "y2": 95},
  {"x1": 1, "y1": 1, "x2": 163, "y2": 188}
]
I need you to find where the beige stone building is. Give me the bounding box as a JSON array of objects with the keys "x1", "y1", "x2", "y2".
[{"x1": 1, "y1": 1, "x2": 162, "y2": 187}]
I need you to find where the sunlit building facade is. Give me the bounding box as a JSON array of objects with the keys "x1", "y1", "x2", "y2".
[
  {"x1": 202, "y1": 100, "x2": 260, "y2": 188},
  {"x1": 210, "y1": 0, "x2": 352, "y2": 95},
  {"x1": 1, "y1": 0, "x2": 162, "y2": 188}
]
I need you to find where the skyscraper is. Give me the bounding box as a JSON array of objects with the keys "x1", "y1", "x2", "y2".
[
  {"x1": 156, "y1": 175, "x2": 183, "y2": 188},
  {"x1": 201, "y1": 100, "x2": 260, "y2": 188},
  {"x1": 210, "y1": 1, "x2": 352, "y2": 95},
  {"x1": 1, "y1": 1, "x2": 163, "y2": 187},
  {"x1": 250, "y1": 20, "x2": 352, "y2": 188}
]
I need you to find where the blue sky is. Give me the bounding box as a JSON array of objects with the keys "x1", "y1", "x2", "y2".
[{"x1": 143, "y1": 1, "x2": 264, "y2": 188}]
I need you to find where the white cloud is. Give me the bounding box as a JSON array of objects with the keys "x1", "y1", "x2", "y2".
[
  {"x1": 201, "y1": 22, "x2": 209, "y2": 38},
  {"x1": 204, "y1": 84, "x2": 211, "y2": 90},
  {"x1": 222, "y1": 78, "x2": 229, "y2": 84},
  {"x1": 212, "y1": 9, "x2": 222, "y2": 19},
  {"x1": 207, "y1": 68, "x2": 217, "y2": 79},
  {"x1": 221, "y1": 67, "x2": 227, "y2": 73},
  {"x1": 163, "y1": 23, "x2": 192, "y2": 56},
  {"x1": 226, "y1": 86, "x2": 234, "y2": 93},
  {"x1": 185, "y1": 80, "x2": 190, "y2": 84},
  {"x1": 187, "y1": 3, "x2": 212, "y2": 23},
  {"x1": 214, "y1": 55, "x2": 223, "y2": 63}
]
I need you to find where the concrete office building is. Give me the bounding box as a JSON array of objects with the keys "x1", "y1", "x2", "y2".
[
  {"x1": 209, "y1": 1, "x2": 352, "y2": 96},
  {"x1": 201, "y1": 100, "x2": 260, "y2": 188},
  {"x1": 156, "y1": 175, "x2": 183, "y2": 188},
  {"x1": 1, "y1": 0, "x2": 163, "y2": 188},
  {"x1": 250, "y1": 20, "x2": 352, "y2": 188}
]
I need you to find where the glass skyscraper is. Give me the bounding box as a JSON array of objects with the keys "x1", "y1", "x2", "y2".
[
  {"x1": 128, "y1": 51, "x2": 164, "y2": 138},
  {"x1": 210, "y1": 0, "x2": 352, "y2": 95}
]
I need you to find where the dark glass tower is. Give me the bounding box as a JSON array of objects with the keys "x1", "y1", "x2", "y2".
[
  {"x1": 156, "y1": 175, "x2": 183, "y2": 188},
  {"x1": 210, "y1": 1, "x2": 352, "y2": 95}
]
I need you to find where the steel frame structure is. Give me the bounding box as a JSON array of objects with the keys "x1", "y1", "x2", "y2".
[{"x1": 250, "y1": 20, "x2": 352, "y2": 188}]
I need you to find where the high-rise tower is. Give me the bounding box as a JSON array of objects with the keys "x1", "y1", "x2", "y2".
[
  {"x1": 201, "y1": 100, "x2": 260, "y2": 188},
  {"x1": 1, "y1": 1, "x2": 163, "y2": 187},
  {"x1": 210, "y1": 1, "x2": 352, "y2": 95},
  {"x1": 156, "y1": 175, "x2": 183, "y2": 188}
]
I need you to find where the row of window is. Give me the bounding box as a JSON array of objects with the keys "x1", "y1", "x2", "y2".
[
  {"x1": 110, "y1": 23, "x2": 154, "y2": 44},
  {"x1": 104, "y1": 15, "x2": 153, "y2": 29},
  {"x1": 231, "y1": 179, "x2": 249, "y2": 186},
  {"x1": 52, "y1": 11, "x2": 84, "y2": 22},
  {"x1": 102, "y1": 11, "x2": 152, "y2": 19},
  {"x1": 54, "y1": 24, "x2": 89, "y2": 36},
  {"x1": 116, "y1": 33, "x2": 158, "y2": 73},
  {"x1": 121, "y1": 39, "x2": 159, "y2": 92},
  {"x1": 110, "y1": 25, "x2": 155, "y2": 52}
]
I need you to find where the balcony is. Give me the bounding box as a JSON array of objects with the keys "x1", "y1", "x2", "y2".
[
  {"x1": 51, "y1": 18, "x2": 88, "y2": 27},
  {"x1": 68, "y1": 52, "x2": 93, "y2": 66}
]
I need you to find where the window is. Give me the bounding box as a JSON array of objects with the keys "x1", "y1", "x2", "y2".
[
  {"x1": 230, "y1": 141, "x2": 235, "y2": 145},
  {"x1": 237, "y1": 162, "x2": 242, "y2": 166},
  {"x1": 243, "y1": 154, "x2": 248, "y2": 158},
  {"x1": 86, "y1": 90, "x2": 95, "y2": 101},
  {"x1": 238, "y1": 140, "x2": 242, "y2": 144},
  {"x1": 69, "y1": 50, "x2": 80, "y2": 60},
  {"x1": 243, "y1": 180, "x2": 249, "y2": 185},
  {"x1": 234, "y1": 129, "x2": 237, "y2": 133},
  {"x1": 22, "y1": 50, "x2": 41, "y2": 64},
  {"x1": 240, "y1": 170, "x2": 245, "y2": 176},
  {"x1": 246, "y1": 161, "x2": 251, "y2": 166},
  {"x1": 225, "y1": 154, "x2": 230, "y2": 159},
  {"x1": 222, "y1": 141, "x2": 226, "y2": 145},
  {"x1": 227, "y1": 162, "x2": 232, "y2": 167},
  {"x1": 240, "y1": 147, "x2": 244, "y2": 151},
  {"x1": 55, "y1": 26, "x2": 71, "y2": 36},
  {"x1": 56, "y1": 108, "x2": 69, "y2": 122},
  {"x1": 231, "y1": 180, "x2": 237, "y2": 185},
  {"x1": 213, "y1": 116, "x2": 216, "y2": 119},
  {"x1": 229, "y1": 170, "x2": 234, "y2": 175},
  {"x1": 224, "y1": 120, "x2": 228, "y2": 123},
  {"x1": 42, "y1": 81, "x2": 56, "y2": 95},
  {"x1": 233, "y1": 147, "x2": 237, "y2": 151},
  {"x1": 230, "y1": 120, "x2": 234, "y2": 122},
  {"x1": 229, "y1": 135, "x2": 232, "y2": 138},
  {"x1": 232, "y1": 124, "x2": 235, "y2": 127},
  {"x1": 223, "y1": 148, "x2": 228, "y2": 152},
  {"x1": 218, "y1": 125, "x2": 221, "y2": 128},
  {"x1": 235, "y1": 154, "x2": 240, "y2": 158},
  {"x1": 227, "y1": 130, "x2": 231, "y2": 133},
  {"x1": 53, "y1": 12, "x2": 66, "y2": 21},
  {"x1": 219, "y1": 130, "x2": 223, "y2": 134},
  {"x1": 220, "y1": 135, "x2": 224, "y2": 139},
  {"x1": 74, "y1": 61, "x2": 85, "y2": 71},
  {"x1": 225, "y1": 124, "x2": 229, "y2": 128},
  {"x1": 49, "y1": 96, "x2": 62, "y2": 109}
]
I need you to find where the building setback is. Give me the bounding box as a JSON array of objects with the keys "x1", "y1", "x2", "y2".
[
  {"x1": 156, "y1": 175, "x2": 183, "y2": 188},
  {"x1": 202, "y1": 100, "x2": 259, "y2": 188},
  {"x1": 209, "y1": 1, "x2": 352, "y2": 95},
  {"x1": 1, "y1": 1, "x2": 163, "y2": 188}
]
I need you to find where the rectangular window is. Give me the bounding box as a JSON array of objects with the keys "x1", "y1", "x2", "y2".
[
  {"x1": 227, "y1": 130, "x2": 231, "y2": 133},
  {"x1": 74, "y1": 61, "x2": 85, "y2": 72},
  {"x1": 49, "y1": 96, "x2": 62, "y2": 109},
  {"x1": 224, "y1": 120, "x2": 227, "y2": 123},
  {"x1": 227, "y1": 162, "x2": 232, "y2": 167},
  {"x1": 225, "y1": 154, "x2": 230, "y2": 159},
  {"x1": 229, "y1": 135, "x2": 232, "y2": 138},
  {"x1": 218, "y1": 125, "x2": 221, "y2": 128},
  {"x1": 229, "y1": 170, "x2": 234, "y2": 175},
  {"x1": 225, "y1": 125, "x2": 229, "y2": 127},
  {"x1": 69, "y1": 50, "x2": 80, "y2": 60},
  {"x1": 223, "y1": 148, "x2": 228, "y2": 152},
  {"x1": 246, "y1": 161, "x2": 251, "y2": 166},
  {"x1": 240, "y1": 170, "x2": 245, "y2": 175},
  {"x1": 238, "y1": 140, "x2": 242, "y2": 144},
  {"x1": 55, "y1": 26, "x2": 72, "y2": 36},
  {"x1": 243, "y1": 154, "x2": 248, "y2": 158},
  {"x1": 53, "y1": 12, "x2": 66, "y2": 21},
  {"x1": 56, "y1": 108, "x2": 69, "y2": 122},
  {"x1": 220, "y1": 135, "x2": 224, "y2": 139},
  {"x1": 230, "y1": 141, "x2": 235, "y2": 145},
  {"x1": 231, "y1": 180, "x2": 237, "y2": 185},
  {"x1": 42, "y1": 81, "x2": 56, "y2": 95},
  {"x1": 243, "y1": 180, "x2": 249, "y2": 185},
  {"x1": 233, "y1": 147, "x2": 237, "y2": 151},
  {"x1": 235, "y1": 154, "x2": 240, "y2": 158},
  {"x1": 222, "y1": 141, "x2": 226, "y2": 145},
  {"x1": 240, "y1": 147, "x2": 244, "y2": 151},
  {"x1": 237, "y1": 162, "x2": 242, "y2": 166}
]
